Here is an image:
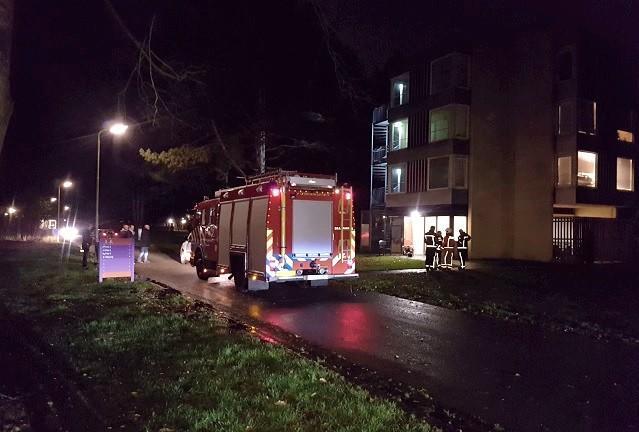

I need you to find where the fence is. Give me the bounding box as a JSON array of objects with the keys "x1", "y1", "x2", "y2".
[{"x1": 552, "y1": 216, "x2": 635, "y2": 263}]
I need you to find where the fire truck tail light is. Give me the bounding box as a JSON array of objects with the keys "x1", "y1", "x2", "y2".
[
  {"x1": 345, "y1": 192, "x2": 352, "y2": 200},
  {"x1": 271, "y1": 188, "x2": 280, "y2": 197}
]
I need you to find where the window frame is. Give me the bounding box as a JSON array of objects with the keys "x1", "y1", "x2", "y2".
[
  {"x1": 577, "y1": 99, "x2": 597, "y2": 136},
  {"x1": 617, "y1": 129, "x2": 634, "y2": 143},
  {"x1": 429, "y1": 52, "x2": 470, "y2": 95},
  {"x1": 616, "y1": 157, "x2": 634, "y2": 192},
  {"x1": 556, "y1": 156, "x2": 573, "y2": 187},
  {"x1": 557, "y1": 100, "x2": 575, "y2": 136},
  {"x1": 453, "y1": 156, "x2": 468, "y2": 189},
  {"x1": 429, "y1": 104, "x2": 470, "y2": 143},
  {"x1": 389, "y1": 118, "x2": 409, "y2": 151},
  {"x1": 427, "y1": 156, "x2": 451, "y2": 191},
  {"x1": 577, "y1": 151, "x2": 598, "y2": 189},
  {"x1": 390, "y1": 73, "x2": 410, "y2": 107},
  {"x1": 388, "y1": 163, "x2": 407, "y2": 194}
]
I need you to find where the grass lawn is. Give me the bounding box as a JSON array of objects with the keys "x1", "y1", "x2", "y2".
[
  {"x1": 0, "y1": 242, "x2": 434, "y2": 432},
  {"x1": 341, "y1": 262, "x2": 639, "y2": 345},
  {"x1": 356, "y1": 254, "x2": 425, "y2": 272}
]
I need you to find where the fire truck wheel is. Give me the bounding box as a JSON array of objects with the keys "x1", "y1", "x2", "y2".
[{"x1": 195, "y1": 252, "x2": 209, "y2": 281}]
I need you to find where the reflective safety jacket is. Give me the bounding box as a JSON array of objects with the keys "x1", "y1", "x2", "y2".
[
  {"x1": 443, "y1": 235, "x2": 456, "y2": 249},
  {"x1": 435, "y1": 234, "x2": 444, "y2": 250},
  {"x1": 457, "y1": 233, "x2": 471, "y2": 249},
  {"x1": 424, "y1": 232, "x2": 437, "y2": 248}
]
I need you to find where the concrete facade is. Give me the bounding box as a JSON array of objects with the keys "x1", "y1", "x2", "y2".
[{"x1": 365, "y1": 26, "x2": 639, "y2": 263}]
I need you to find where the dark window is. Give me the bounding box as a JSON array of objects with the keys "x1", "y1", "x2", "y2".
[
  {"x1": 428, "y1": 157, "x2": 449, "y2": 189},
  {"x1": 558, "y1": 51, "x2": 573, "y2": 81}
]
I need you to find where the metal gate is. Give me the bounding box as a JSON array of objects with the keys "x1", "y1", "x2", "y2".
[{"x1": 552, "y1": 217, "x2": 633, "y2": 263}]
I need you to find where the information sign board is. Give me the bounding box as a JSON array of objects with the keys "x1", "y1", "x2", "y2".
[{"x1": 99, "y1": 236, "x2": 135, "y2": 282}]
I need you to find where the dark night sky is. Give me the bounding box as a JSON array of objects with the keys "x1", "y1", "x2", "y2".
[{"x1": 1, "y1": 0, "x2": 638, "y2": 228}]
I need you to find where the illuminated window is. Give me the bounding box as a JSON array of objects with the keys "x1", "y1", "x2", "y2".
[
  {"x1": 617, "y1": 130, "x2": 634, "y2": 143},
  {"x1": 453, "y1": 156, "x2": 468, "y2": 189},
  {"x1": 616, "y1": 158, "x2": 634, "y2": 191},
  {"x1": 557, "y1": 100, "x2": 575, "y2": 135},
  {"x1": 577, "y1": 151, "x2": 597, "y2": 188},
  {"x1": 425, "y1": 216, "x2": 459, "y2": 237},
  {"x1": 429, "y1": 104, "x2": 469, "y2": 142},
  {"x1": 557, "y1": 156, "x2": 572, "y2": 186},
  {"x1": 388, "y1": 164, "x2": 406, "y2": 193},
  {"x1": 430, "y1": 53, "x2": 469, "y2": 95},
  {"x1": 428, "y1": 157, "x2": 449, "y2": 190},
  {"x1": 577, "y1": 100, "x2": 597, "y2": 135},
  {"x1": 390, "y1": 119, "x2": 408, "y2": 151},
  {"x1": 436, "y1": 216, "x2": 449, "y2": 234},
  {"x1": 453, "y1": 216, "x2": 467, "y2": 234},
  {"x1": 390, "y1": 74, "x2": 409, "y2": 107}
]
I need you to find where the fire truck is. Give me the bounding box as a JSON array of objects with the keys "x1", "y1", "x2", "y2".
[{"x1": 189, "y1": 170, "x2": 357, "y2": 290}]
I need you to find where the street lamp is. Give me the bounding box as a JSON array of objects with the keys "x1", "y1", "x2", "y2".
[
  {"x1": 63, "y1": 205, "x2": 70, "y2": 211},
  {"x1": 50, "y1": 197, "x2": 57, "y2": 203},
  {"x1": 96, "y1": 122, "x2": 128, "y2": 240},
  {"x1": 57, "y1": 180, "x2": 73, "y2": 241},
  {"x1": 7, "y1": 207, "x2": 16, "y2": 215}
]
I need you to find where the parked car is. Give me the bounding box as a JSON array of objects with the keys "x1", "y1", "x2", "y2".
[{"x1": 180, "y1": 233, "x2": 192, "y2": 264}]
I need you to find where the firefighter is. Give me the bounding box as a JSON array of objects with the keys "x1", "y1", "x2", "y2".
[
  {"x1": 457, "y1": 229, "x2": 472, "y2": 270},
  {"x1": 434, "y1": 230, "x2": 444, "y2": 269},
  {"x1": 424, "y1": 226, "x2": 437, "y2": 270},
  {"x1": 442, "y1": 228, "x2": 456, "y2": 269}
]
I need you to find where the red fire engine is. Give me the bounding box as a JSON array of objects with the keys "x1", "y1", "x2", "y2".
[{"x1": 189, "y1": 170, "x2": 358, "y2": 290}]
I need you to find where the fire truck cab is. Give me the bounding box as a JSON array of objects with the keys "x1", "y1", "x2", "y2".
[{"x1": 190, "y1": 170, "x2": 357, "y2": 290}]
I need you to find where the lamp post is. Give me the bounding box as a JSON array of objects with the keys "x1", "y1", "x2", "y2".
[
  {"x1": 57, "y1": 180, "x2": 72, "y2": 240},
  {"x1": 95, "y1": 123, "x2": 128, "y2": 240}
]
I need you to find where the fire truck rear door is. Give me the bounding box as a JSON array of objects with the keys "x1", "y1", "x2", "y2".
[{"x1": 292, "y1": 199, "x2": 333, "y2": 257}]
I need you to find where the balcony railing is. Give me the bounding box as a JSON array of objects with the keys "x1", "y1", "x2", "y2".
[
  {"x1": 372, "y1": 147, "x2": 387, "y2": 164},
  {"x1": 371, "y1": 187, "x2": 386, "y2": 207},
  {"x1": 372, "y1": 105, "x2": 388, "y2": 124}
]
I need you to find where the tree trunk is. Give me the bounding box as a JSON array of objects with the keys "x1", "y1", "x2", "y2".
[{"x1": 0, "y1": 0, "x2": 13, "y2": 158}]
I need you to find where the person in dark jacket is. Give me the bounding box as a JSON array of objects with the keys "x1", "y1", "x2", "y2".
[
  {"x1": 457, "y1": 229, "x2": 472, "y2": 270},
  {"x1": 81, "y1": 226, "x2": 94, "y2": 269},
  {"x1": 119, "y1": 224, "x2": 133, "y2": 238},
  {"x1": 138, "y1": 225, "x2": 151, "y2": 263},
  {"x1": 424, "y1": 226, "x2": 437, "y2": 271}
]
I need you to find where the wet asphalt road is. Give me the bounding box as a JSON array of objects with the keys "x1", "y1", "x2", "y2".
[{"x1": 136, "y1": 253, "x2": 639, "y2": 432}]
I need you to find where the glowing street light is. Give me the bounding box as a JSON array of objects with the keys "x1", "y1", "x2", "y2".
[
  {"x1": 63, "y1": 205, "x2": 70, "y2": 211},
  {"x1": 7, "y1": 207, "x2": 17, "y2": 215},
  {"x1": 109, "y1": 123, "x2": 128, "y2": 136},
  {"x1": 96, "y1": 122, "x2": 129, "y2": 241},
  {"x1": 167, "y1": 218, "x2": 175, "y2": 225},
  {"x1": 57, "y1": 180, "x2": 73, "y2": 241},
  {"x1": 50, "y1": 197, "x2": 57, "y2": 203},
  {"x1": 180, "y1": 218, "x2": 187, "y2": 225}
]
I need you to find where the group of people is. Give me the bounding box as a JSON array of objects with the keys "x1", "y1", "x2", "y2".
[
  {"x1": 118, "y1": 224, "x2": 152, "y2": 264},
  {"x1": 80, "y1": 223, "x2": 152, "y2": 270},
  {"x1": 424, "y1": 227, "x2": 471, "y2": 271}
]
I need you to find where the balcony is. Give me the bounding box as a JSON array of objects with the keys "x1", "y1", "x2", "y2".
[
  {"x1": 372, "y1": 147, "x2": 387, "y2": 164},
  {"x1": 372, "y1": 105, "x2": 388, "y2": 124},
  {"x1": 371, "y1": 187, "x2": 386, "y2": 207}
]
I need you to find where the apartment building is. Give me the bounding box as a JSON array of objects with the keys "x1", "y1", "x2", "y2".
[{"x1": 363, "y1": 27, "x2": 639, "y2": 262}]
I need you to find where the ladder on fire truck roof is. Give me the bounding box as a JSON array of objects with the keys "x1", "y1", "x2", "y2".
[{"x1": 245, "y1": 169, "x2": 337, "y2": 185}]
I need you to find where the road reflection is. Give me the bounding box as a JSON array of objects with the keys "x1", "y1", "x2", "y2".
[{"x1": 261, "y1": 301, "x2": 378, "y2": 352}]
